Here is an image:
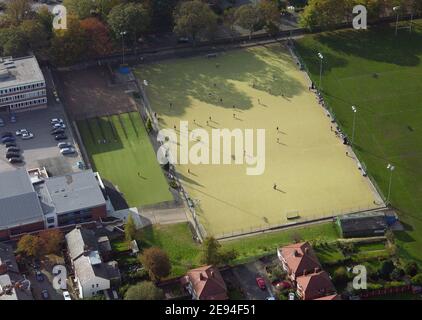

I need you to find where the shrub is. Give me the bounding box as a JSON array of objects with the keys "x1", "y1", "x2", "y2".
[
  {"x1": 378, "y1": 260, "x2": 395, "y2": 280},
  {"x1": 332, "y1": 266, "x2": 349, "y2": 284},
  {"x1": 124, "y1": 281, "x2": 164, "y2": 300},
  {"x1": 411, "y1": 273, "x2": 422, "y2": 286},
  {"x1": 404, "y1": 261, "x2": 419, "y2": 277},
  {"x1": 390, "y1": 268, "x2": 405, "y2": 281}
]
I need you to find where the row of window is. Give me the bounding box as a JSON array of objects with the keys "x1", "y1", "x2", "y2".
[
  {"x1": 9, "y1": 98, "x2": 47, "y2": 110},
  {"x1": 0, "y1": 89, "x2": 46, "y2": 104},
  {"x1": 0, "y1": 82, "x2": 45, "y2": 95}
]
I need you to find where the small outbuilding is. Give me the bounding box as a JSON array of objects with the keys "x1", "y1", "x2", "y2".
[{"x1": 337, "y1": 211, "x2": 388, "y2": 238}]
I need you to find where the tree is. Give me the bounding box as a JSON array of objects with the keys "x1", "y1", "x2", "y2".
[
  {"x1": 124, "y1": 281, "x2": 164, "y2": 300},
  {"x1": 378, "y1": 260, "x2": 395, "y2": 280},
  {"x1": 411, "y1": 273, "x2": 422, "y2": 286},
  {"x1": 258, "y1": 0, "x2": 281, "y2": 34},
  {"x1": 223, "y1": 7, "x2": 237, "y2": 40},
  {"x1": 16, "y1": 234, "x2": 44, "y2": 258},
  {"x1": 19, "y1": 19, "x2": 50, "y2": 54},
  {"x1": 332, "y1": 266, "x2": 349, "y2": 283},
  {"x1": 4, "y1": 0, "x2": 33, "y2": 26},
  {"x1": 173, "y1": 0, "x2": 218, "y2": 46},
  {"x1": 63, "y1": 0, "x2": 96, "y2": 20},
  {"x1": 391, "y1": 267, "x2": 405, "y2": 281},
  {"x1": 404, "y1": 261, "x2": 419, "y2": 277},
  {"x1": 0, "y1": 27, "x2": 28, "y2": 56},
  {"x1": 39, "y1": 229, "x2": 64, "y2": 255},
  {"x1": 124, "y1": 214, "x2": 137, "y2": 241},
  {"x1": 142, "y1": 0, "x2": 179, "y2": 32},
  {"x1": 80, "y1": 17, "x2": 113, "y2": 57},
  {"x1": 139, "y1": 247, "x2": 171, "y2": 281},
  {"x1": 234, "y1": 4, "x2": 261, "y2": 39},
  {"x1": 201, "y1": 237, "x2": 237, "y2": 266},
  {"x1": 108, "y1": 3, "x2": 150, "y2": 46}
]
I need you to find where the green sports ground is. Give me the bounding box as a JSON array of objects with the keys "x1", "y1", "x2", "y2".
[
  {"x1": 77, "y1": 112, "x2": 173, "y2": 207},
  {"x1": 135, "y1": 44, "x2": 382, "y2": 236},
  {"x1": 294, "y1": 20, "x2": 422, "y2": 263}
]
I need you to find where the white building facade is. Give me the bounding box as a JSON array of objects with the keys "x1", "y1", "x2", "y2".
[{"x1": 0, "y1": 56, "x2": 47, "y2": 113}]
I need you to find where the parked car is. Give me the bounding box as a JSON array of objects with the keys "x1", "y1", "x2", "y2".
[
  {"x1": 35, "y1": 270, "x2": 44, "y2": 282},
  {"x1": 21, "y1": 132, "x2": 34, "y2": 140},
  {"x1": 1, "y1": 132, "x2": 13, "y2": 138},
  {"x1": 6, "y1": 152, "x2": 20, "y2": 159},
  {"x1": 51, "y1": 128, "x2": 65, "y2": 135},
  {"x1": 52, "y1": 123, "x2": 66, "y2": 129},
  {"x1": 7, "y1": 146, "x2": 20, "y2": 153},
  {"x1": 9, "y1": 114, "x2": 17, "y2": 123},
  {"x1": 53, "y1": 90, "x2": 60, "y2": 102},
  {"x1": 41, "y1": 289, "x2": 49, "y2": 300},
  {"x1": 55, "y1": 134, "x2": 67, "y2": 141},
  {"x1": 5, "y1": 142, "x2": 17, "y2": 148},
  {"x1": 177, "y1": 37, "x2": 190, "y2": 43},
  {"x1": 9, "y1": 156, "x2": 23, "y2": 164},
  {"x1": 15, "y1": 129, "x2": 28, "y2": 136},
  {"x1": 58, "y1": 142, "x2": 72, "y2": 149},
  {"x1": 60, "y1": 147, "x2": 76, "y2": 155},
  {"x1": 256, "y1": 276, "x2": 266, "y2": 290},
  {"x1": 63, "y1": 291, "x2": 71, "y2": 300},
  {"x1": 2, "y1": 136, "x2": 15, "y2": 143},
  {"x1": 0, "y1": 118, "x2": 4, "y2": 127},
  {"x1": 273, "y1": 281, "x2": 291, "y2": 290},
  {"x1": 50, "y1": 118, "x2": 63, "y2": 124}
]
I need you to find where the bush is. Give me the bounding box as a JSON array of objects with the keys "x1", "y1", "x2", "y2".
[
  {"x1": 404, "y1": 261, "x2": 419, "y2": 277},
  {"x1": 339, "y1": 242, "x2": 356, "y2": 255},
  {"x1": 124, "y1": 281, "x2": 164, "y2": 300},
  {"x1": 390, "y1": 268, "x2": 405, "y2": 281},
  {"x1": 332, "y1": 266, "x2": 349, "y2": 284},
  {"x1": 411, "y1": 273, "x2": 422, "y2": 286},
  {"x1": 378, "y1": 260, "x2": 395, "y2": 280}
]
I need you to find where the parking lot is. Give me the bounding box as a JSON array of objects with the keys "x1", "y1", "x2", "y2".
[{"x1": 0, "y1": 71, "x2": 84, "y2": 175}]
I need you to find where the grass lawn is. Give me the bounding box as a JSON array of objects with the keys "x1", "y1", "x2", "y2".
[
  {"x1": 137, "y1": 44, "x2": 381, "y2": 236},
  {"x1": 77, "y1": 112, "x2": 173, "y2": 207},
  {"x1": 295, "y1": 20, "x2": 422, "y2": 265},
  {"x1": 113, "y1": 223, "x2": 202, "y2": 278},
  {"x1": 222, "y1": 222, "x2": 340, "y2": 264}
]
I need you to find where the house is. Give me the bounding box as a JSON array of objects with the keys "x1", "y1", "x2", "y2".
[
  {"x1": 0, "y1": 56, "x2": 47, "y2": 113},
  {"x1": 0, "y1": 243, "x2": 33, "y2": 300},
  {"x1": 337, "y1": 211, "x2": 388, "y2": 238},
  {"x1": 65, "y1": 226, "x2": 120, "y2": 299},
  {"x1": 296, "y1": 271, "x2": 337, "y2": 300},
  {"x1": 0, "y1": 169, "x2": 108, "y2": 241},
  {"x1": 181, "y1": 265, "x2": 228, "y2": 300},
  {"x1": 277, "y1": 242, "x2": 322, "y2": 281}
]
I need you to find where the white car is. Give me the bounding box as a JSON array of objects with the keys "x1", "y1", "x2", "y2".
[
  {"x1": 21, "y1": 132, "x2": 34, "y2": 140},
  {"x1": 63, "y1": 291, "x2": 71, "y2": 300},
  {"x1": 52, "y1": 123, "x2": 66, "y2": 129},
  {"x1": 60, "y1": 147, "x2": 76, "y2": 155},
  {"x1": 16, "y1": 129, "x2": 28, "y2": 136},
  {"x1": 50, "y1": 118, "x2": 64, "y2": 124}
]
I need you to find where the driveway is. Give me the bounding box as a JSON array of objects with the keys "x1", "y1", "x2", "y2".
[{"x1": 232, "y1": 260, "x2": 274, "y2": 300}]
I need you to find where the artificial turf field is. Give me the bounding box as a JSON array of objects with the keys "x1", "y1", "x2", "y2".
[
  {"x1": 136, "y1": 44, "x2": 382, "y2": 236},
  {"x1": 294, "y1": 20, "x2": 422, "y2": 264},
  {"x1": 77, "y1": 112, "x2": 173, "y2": 207}
]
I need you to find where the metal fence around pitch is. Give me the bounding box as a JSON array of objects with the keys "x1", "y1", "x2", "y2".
[{"x1": 289, "y1": 42, "x2": 387, "y2": 204}]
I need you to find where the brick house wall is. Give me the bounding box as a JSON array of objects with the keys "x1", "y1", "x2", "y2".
[{"x1": 91, "y1": 205, "x2": 107, "y2": 221}]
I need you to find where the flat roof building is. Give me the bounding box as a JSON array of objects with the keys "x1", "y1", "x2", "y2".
[{"x1": 0, "y1": 56, "x2": 47, "y2": 113}]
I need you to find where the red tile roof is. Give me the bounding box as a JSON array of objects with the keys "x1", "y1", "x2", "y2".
[
  {"x1": 314, "y1": 294, "x2": 341, "y2": 300},
  {"x1": 296, "y1": 271, "x2": 336, "y2": 300},
  {"x1": 186, "y1": 265, "x2": 228, "y2": 300},
  {"x1": 279, "y1": 242, "x2": 321, "y2": 276}
]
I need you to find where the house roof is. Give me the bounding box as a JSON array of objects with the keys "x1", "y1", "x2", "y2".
[
  {"x1": 279, "y1": 242, "x2": 321, "y2": 276},
  {"x1": 65, "y1": 227, "x2": 98, "y2": 261},
  {"x1": 45, "y1": 170, "x2": 105, "y2": 215},
  {"x1": 186, "y1": 265, "x2": 228, "y2": 300},
  {"x1": 0, "y1": 169, "x2": 44, "y2": 230},
  {"x1": 73, "y1": 255, "x2": 120, "y2": 285},
  {"x1": 314, "y1": 294, "x2": 341, "y2": 300},
  {"x1": 296, "y1": 271, "x2": 336, "y2": 300},
  {"x1": 0, "y1": 56, "x2": 44, "y2": 89}
]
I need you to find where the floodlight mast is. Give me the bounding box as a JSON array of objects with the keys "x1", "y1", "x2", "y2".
[
  {"x1": 393, "y1": 6, "x2": 400, "y2": 36},
  {"x1": 351, "y1": 106, "x2": 357, "y2": 145},
  {"x1": 318, "y1": 52, "x2": 324, "y2": 90},
  {"x1": 386, "y1": 163, "x2": 395, "y2": 204}
]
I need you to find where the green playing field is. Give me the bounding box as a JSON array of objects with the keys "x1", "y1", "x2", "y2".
[
  {"x1": 136, "y1": 44, "x2": 382, "y2": 236},
  {"x1": 295, "y1": 20, "x2": 422, "y2": 264},
  {"x1": 77, "y1": 112, "x2": 173, "y2": 207}
]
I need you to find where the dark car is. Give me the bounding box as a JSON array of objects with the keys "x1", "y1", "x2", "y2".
[
  {"x1": 5, "y1": 142, "x2": 17, "y2": 148},
  {"x1": 6, "y1": 152, "x2": 20, "y2": 159},
  {"x1": 54, "y1": 134, "x2": 67, "y2": 141},
  {"x1": 7, "y1": 147, "x2": 20, "y2": 153},
  {"x1": 51, "y1": 128, "x2": 65, "y2": 135},
  {"x1": 9, "y1": 157, "x2": 23, "y2": 164},
  {"x1": 35, "y1": 270, "x2": 44, "y2": 282},
  {"x1": 41, "y1": 289, "x2": 49, "y2": 300},
  {"x1": 1, "y1": 136, "x2": 15, "y2": 143},
  {"x1": 1, "y1": 132, "x2": 13, "y2": 138}
]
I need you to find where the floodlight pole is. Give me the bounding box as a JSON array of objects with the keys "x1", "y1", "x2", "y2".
[
  {"x1": 387, "y1": 164, "x2": 395, "y2": 204},
  {"x1": 120, "y1": 31, "x2": 127, "y2": 65},
  {"x1": 318, "y1": 52, "x2": 324, "y2": 91},
  {"x1": 393, "y1": 7, "x2": 400, "y2": 36},
  {"x1": 410, "y1": 13, "x2": 414, "y2": 33},
  {"x1": 351, "y1": 106, "x2": 357, "y2": 145}
]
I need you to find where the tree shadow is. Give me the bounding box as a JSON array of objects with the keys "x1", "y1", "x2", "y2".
[{"x1": 138, "y1": 45, "x2": 305, "y2": 117}]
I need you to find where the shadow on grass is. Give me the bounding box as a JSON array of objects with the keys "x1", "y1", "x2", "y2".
[{"x1": 138, "y1": 45, "x2": 305, "y2": 117}]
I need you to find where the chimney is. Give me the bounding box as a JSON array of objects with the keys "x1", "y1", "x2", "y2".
[
  {"x1": 303, "y1": 269, "x2": 307, "y2": 276},
  {"x1": 304, "y1": 247, "x2": 309, "y2": 254},
  {"x1": 314, "y1": 267, "x2": 320, "y2": 273},
  {"x1": 210, "y1": 270, "x2": 214, "y2": 278}
]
